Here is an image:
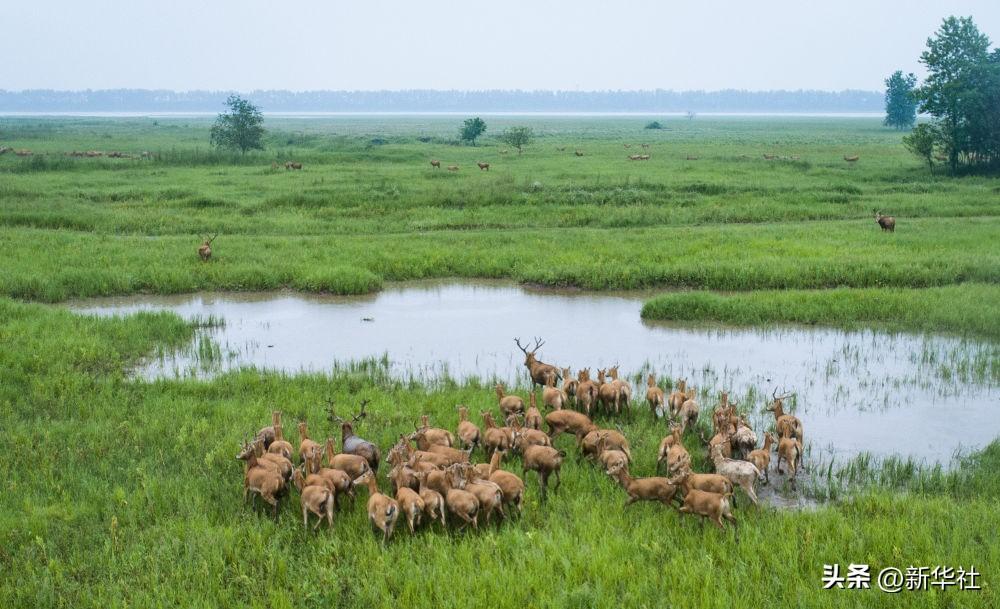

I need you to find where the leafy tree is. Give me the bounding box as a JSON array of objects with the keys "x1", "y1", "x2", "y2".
[
  {"x1": 883, "y1": 71, "x2": 918, "y2": 130},
  {"x1": 914, "y1": 16, "x2": 996, "y2": 172},
  {"x1": 499, "y1": 126, "x2": 534, "y2": 154},
  {"x1": 210, "y1": 95, "x2": 265, "y2": 154},
  {"x1": 903, "y1": 123, "x2": 938, "y2": 170},
  {"x1": 644, "y1": 120, "x2": 663, "y2": 130},
  {"x1": 459, "y1": 117, "x2": 487, "y2": 146}
]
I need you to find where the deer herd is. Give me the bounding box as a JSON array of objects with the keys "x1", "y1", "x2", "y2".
[{"x1": 235, "y1": 338, "x2": 808, "y2": 542}]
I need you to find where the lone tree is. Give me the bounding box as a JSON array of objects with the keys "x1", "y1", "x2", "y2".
[
  {"x1": 459, "y1": 117, "x2": 487, "y2": 146},
  {"x1": 883, "y1": 71, "x2": 918, "y2": 130},
  {"x1": 499, "y1": 126, "x2": 534, "y2": 154},
  {"x1": 914, "y1": 16, "x2": 1000, "y2": 172},
  {"x1": 903, "y1": 123, "x2": 938, "y2": 170},
  {"x1": 210, "y1": 95, "x2": 265, "y2": 154}
]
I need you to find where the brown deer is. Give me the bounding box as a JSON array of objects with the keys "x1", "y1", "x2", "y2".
[
  {"x1": 285, "y1": 161, "x2": 302, "y2": 170},
  {"x1": 522, "y1": 444, "x2": 565, "y2": 501},
  {"x1": 495, "y1": 383, "x2": 525, "y2": 419},
  {"x1": 667, "y1": 379, "x2": 687, "y2": 417},
  {"x1": 844, "y1": 155, "x2": 859, "y2": 163},
  {"x1": 596, "y1": 368, "x2": 626, "y2": 416},
  {"x1": 766, "y1": 389, "x2": 803, "y2": 443},
  {"x1": 446, "y1": 165, "x2": 459, "y2": 171},
  {"x1": 874, "y1": 210, "x2": 895, "y2": 232},
  {"x1": 237, "y1": 439, "x2": 286, "y2": 519},
  {"x1": 353, "y1": 470, "x2": 399, "y2": 544},
  {"x1": 646, "y1": 374, "x2": 665, "y2": 419},
  {"x1": 455, "y1": 405, "x2": 481, "y2": 450},
  {"x1": 514, "y1": 337, "x2": 562, "y2": 388},
  {"x1": 198, "y1": 234, "x2": 217, "y2": 261},
  {"x1": 575, "y1": 368, "x2": 598, "y2": 416},
  {"x1": 541, "y1": 372, "x2": 568, "y2": 411},
  {"x1": 524, "y1": 392, "x2": 543, "y2": 430},
  {"x1": 561, "y1": 367, "x2": 578, "y2": 403},
  {"x1": 430, "y1": 159, "x2": 441, "y2": 168},
  {"x1": 477, "y1": 162, "x2": 490, "y2": 171}
]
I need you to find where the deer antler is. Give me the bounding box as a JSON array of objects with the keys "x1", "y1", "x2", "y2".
[
  {"x1": 325, "y1": 397, "x2": 345, "y2": 423},
  {"x1": 353, "y1": 399, "x2": 369, "y2": 422},
  {"x1": 207, "y1": 233, "x2": 218, "y2": 244},
  {"x1": 532, "y1": 337, "x2": 545, "y2": 351},
  {"x1": 513, "y1": 337, "x2": 528, "y2": 354}
]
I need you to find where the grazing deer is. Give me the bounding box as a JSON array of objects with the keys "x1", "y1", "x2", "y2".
[
  {"x1": 285, "y1": 161, "x2": 302, "y2": 170},
  {"x1": 477, "y1": 162, "x2": 490, "y2": 171},
  {"x1": 574, "y1": 150, "x2": 584, "y2": 156},
  {"x1": 430, "y1": 159, "x2": 441, "y2": 169},
  {"x1": 495, "y1": 384, "x2": 525, "y2": 419},
  {"x1": 844, "y1": 155, "x2": 859, "y2": 163},
  {"x1": 514, "y1": 337, "x2": 562, "y2": 388},
  {"x1": 629, "y1": 154, "x2": 642, "y2": 161},
  {"x1": 198, "y1": 234, "x2": 217, "y2": 261},
  {"x1": 446, "y1": 165, "x2": 459, "y2": 171},
  {"x1": 329, "y1": 399, "x2": 381, "y2": 472},
  {"x1": 874, "y1": 210, "x2": 895, "y2": 232}
]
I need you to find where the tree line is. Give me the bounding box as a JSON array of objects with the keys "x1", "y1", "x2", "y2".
[{"x1": 888, "y1": 16, "x2": 999, "y2": 173}]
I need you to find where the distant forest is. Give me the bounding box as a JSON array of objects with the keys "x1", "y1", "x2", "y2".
[{"x1": 0, "y1": 89, "x2": 882, "y2": 113}]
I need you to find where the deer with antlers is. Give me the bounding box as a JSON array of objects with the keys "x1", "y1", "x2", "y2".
[
  {"x1": 874, "y1": 210, "x2": 895, "y2": 232},
  {"x1": 328, "y1": 398, "x2": 381, "y2": 472},
  {"x1": 766, "y1": 389, "x2": 803, "y2": 444},
  {"x1": 198, "y1": 234, "x2": 217, "y2": 261},
  {"x1": 514, "y1": 337, "x2": 562, "y2": 388}
]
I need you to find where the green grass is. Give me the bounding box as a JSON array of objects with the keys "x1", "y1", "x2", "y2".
[
  {"x1": 1, "y1": 298, "x2": 997, "y2": 608},
  {"x1": 642, "y1": 284, "x2": 1000, "y2": 339},
  {"x1": 1, "y1": 116, "x2": 998, "y2": 607}
]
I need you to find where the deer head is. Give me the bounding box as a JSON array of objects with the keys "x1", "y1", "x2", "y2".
[{"x1": 514, "y1": 337, "x2": 545, "y2": 366}]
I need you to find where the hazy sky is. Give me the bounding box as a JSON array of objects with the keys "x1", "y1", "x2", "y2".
[{"x1": 4, "y1": 1, "x2": 998, "y2": 91}]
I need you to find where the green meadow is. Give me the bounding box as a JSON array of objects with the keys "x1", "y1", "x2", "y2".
[{"x1": 1, "y1": 115, "x2": 998, "y2": 607}]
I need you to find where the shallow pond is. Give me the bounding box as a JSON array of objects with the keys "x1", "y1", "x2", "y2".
[{"x1": 70, "y1": 281, "x2": 998, "y2": 465}]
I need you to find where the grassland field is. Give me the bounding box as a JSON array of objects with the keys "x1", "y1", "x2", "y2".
[{"x1": 1, "y1": 115, "x2": 998, "y2": 608}]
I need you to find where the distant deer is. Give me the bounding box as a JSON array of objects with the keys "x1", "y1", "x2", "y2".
[
  {"x1": 844, "y1": 155, "x2": 859, "y2": 163},
  {"x1": 198, "y1": 234, "x2": 217, "y2": 261},
  {"x1": 477, "y1": 162, "x2": 490, "y2": 171},
  {"x1": 574, "y1": 150, "x2": 584, "y2": 157},
  {"x1": 430, "y1": 159, "x2": 441, "y2": 169},
  {"x1": 447, "y1": 165, "x2": 459, "y2": 171},
  {"x1": 285, "y1": 161, "x2": 302, "y2": 170},
  {"x1": 874, "y1": 210, "x2": 895, "y2": 232}
]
